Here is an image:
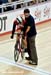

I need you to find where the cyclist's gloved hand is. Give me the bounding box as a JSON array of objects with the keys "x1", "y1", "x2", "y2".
[{"x1": 10, "y1": 35, "x2": 14, "y2": 39}]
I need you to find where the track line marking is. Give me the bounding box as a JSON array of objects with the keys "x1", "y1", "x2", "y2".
[{"x1": 0, "y1": 57, "x2": 51, "y2": 75}]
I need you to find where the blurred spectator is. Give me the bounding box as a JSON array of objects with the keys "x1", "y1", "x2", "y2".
[
  {"x1": 32, "y1": 0, "x2": 37, "y2": 3},
  {"x1": 45, "y1": 0, "x2": 47, "y2": 1},
  {"x1": 0, "y1": 0, "x2": 2, "y2": 5},
  {"x1": 2, "y1": 0, "x2": 8, "y2": 4},
  {"x1": 0, "y1": 0, "x2": 49, "y2": 13},
  {"x1": 0, "y1": 0, "x2": 8, "y2": 5},
  {"x1": 37, "y1": 0, "x2": 44, "y2": 3},
  {"x1": 11, "y1": 0, "x2": 19, "y2": 2},
  {"x1": 3, "y1": 0, "x2": 14, "y2": 12},
  {"x1": 0, "y1": 0, "x2": 8, "y2": 13},
  {"x1": 8, "y1": 0, "x2": 12, "y2": 3}
]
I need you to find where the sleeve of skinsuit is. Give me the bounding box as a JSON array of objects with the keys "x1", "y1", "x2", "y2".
[
  {"x1": 11, "y1": 20, "x2": 18, "y2": 38},
  {"x1": 11, "y1": 19, "x2": 25, "y2": 38}
]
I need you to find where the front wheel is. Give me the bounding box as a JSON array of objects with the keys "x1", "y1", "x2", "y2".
[{"x1": 14, "y1": 50, "x2": 19, "y2": 62}]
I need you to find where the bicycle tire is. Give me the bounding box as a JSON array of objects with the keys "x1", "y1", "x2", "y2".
[{"x1": 14, "y1": 50, "x2": 19, "y2": 62}]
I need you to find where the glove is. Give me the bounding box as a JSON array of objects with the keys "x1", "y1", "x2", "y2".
[{"x1": 10, "y1": 35, "x2": 14, "y2": 39}]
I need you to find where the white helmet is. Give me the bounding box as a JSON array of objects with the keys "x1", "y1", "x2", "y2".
[{"x1": 16, "y1": 16, "x2": 23, "y2": 24}]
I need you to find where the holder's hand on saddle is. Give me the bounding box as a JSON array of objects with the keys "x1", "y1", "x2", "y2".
[{"x1": 22, "y1": 32, "x2": 27, "y2": 39}]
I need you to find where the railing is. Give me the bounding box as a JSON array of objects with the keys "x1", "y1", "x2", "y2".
[
  {"x1": 0, "y1": 0, "x2": 34, "y2": 13},
  {"x1": 0, "y1": 0, "x2": 50, "y2": 13}
]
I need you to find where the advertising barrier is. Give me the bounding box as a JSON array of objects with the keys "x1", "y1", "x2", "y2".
[{"x1": 0, "y1": 2, "x2": 51, "y2": 35}]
